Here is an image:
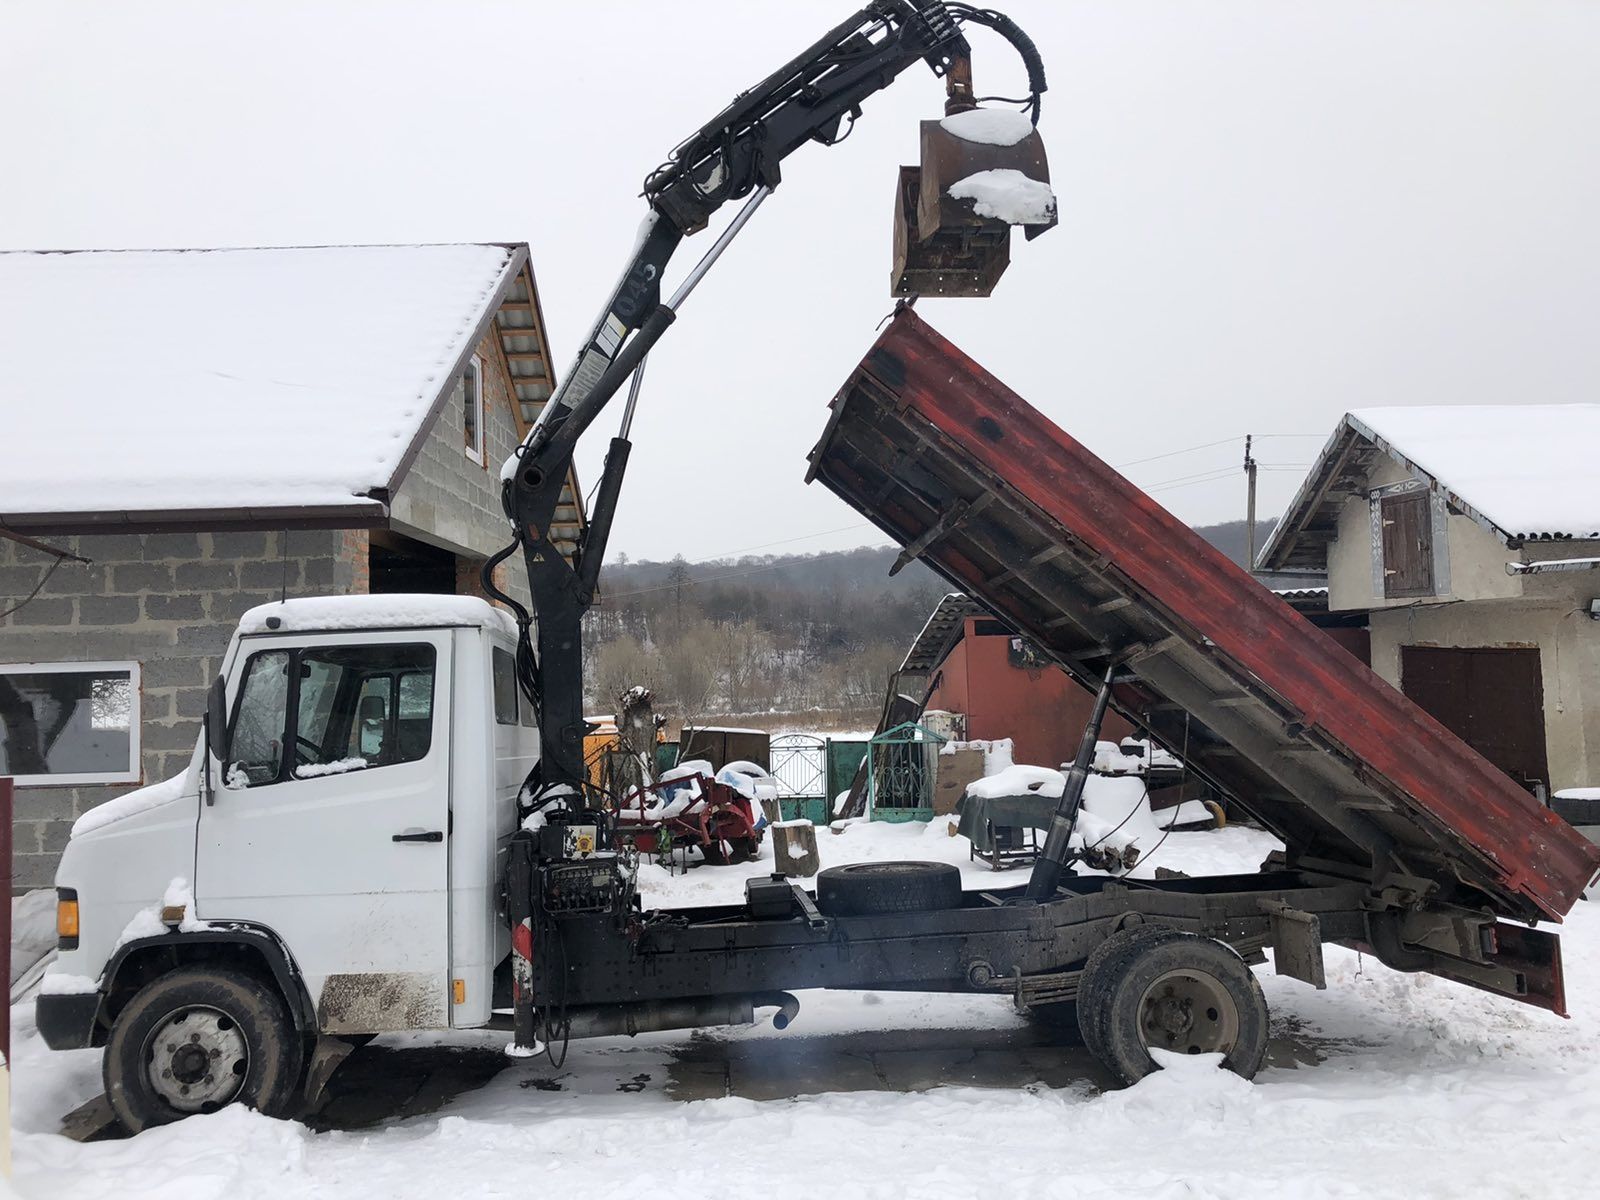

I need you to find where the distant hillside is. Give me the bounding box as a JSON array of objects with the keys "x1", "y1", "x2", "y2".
[{"x1": 582, "y1": 518, "x2": 1297, "y2": 717}]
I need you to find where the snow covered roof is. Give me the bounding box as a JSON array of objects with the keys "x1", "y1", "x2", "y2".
[
  {"x1": 900, "y1": 592, "x2": 984, "y2": 675},
  {"x1": 1259, "y1": 405, "x2": 1600, "y2": 572},
  {"x1": 0, "y1": 244, "x2": 538, "y2": 530}
]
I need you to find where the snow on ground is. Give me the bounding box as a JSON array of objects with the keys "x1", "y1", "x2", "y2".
[{"x1": 11, "y1": 816, "x2": 1600, "y2": 1198}]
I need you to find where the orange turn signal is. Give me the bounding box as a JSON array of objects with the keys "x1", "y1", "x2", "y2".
[{"x1": 57, "y1": 890, "x2": 80, "y2": 948}]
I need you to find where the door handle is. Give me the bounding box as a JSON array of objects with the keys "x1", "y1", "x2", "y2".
[{"x1": 392, "y1": 830, "x2": 444, "y2": 843}]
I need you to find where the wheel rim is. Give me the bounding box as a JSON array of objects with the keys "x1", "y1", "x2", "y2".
[
  {"x1": 141, "y1": 1004, "x2": 250, "y2": 1113},
  {"x1": 1137, "y1": 968, "x2": 1240, "y2": 1057}
]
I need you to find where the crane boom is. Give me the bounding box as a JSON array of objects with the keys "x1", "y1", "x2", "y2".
[{"x1": 485, "y1": 1, "x2": 1049, "y2": 807}]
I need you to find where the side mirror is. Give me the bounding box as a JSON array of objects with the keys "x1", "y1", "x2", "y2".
[{"x1": 205, "y1": 676, "x2": 228, "y2": 804}]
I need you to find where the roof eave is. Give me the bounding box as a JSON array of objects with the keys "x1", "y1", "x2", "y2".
[{"x1": 1, "y1": 501, "x2": 389, "y2": 536}]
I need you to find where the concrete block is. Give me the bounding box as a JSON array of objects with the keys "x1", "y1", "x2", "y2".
[
  {"x1": 175, "y1": 561, "x2": 238, "y2": 591},
  {"x1": 0, "y1": 564, "x2": 45, "y2": 593},
  {"x1": 303, "y1": 557, "x2": 337, "y2": 587},
  {"x1": 13, "y1": 853, "x2": 61, "y2": 891},
  {"x1": 12, "y1": 789, "x2": 72, "y2": 822},
  {"x1": 210, "y1": 531, "x2": 270, "y2": 558},
  {"x1": 242, "y1": 559, "x2": 301, "y2": 589},
  {"x1": 112, "y1": 563, "x2": 174, "y2": 594},
  {"x1": 143, "y1": 720, "x2": 199, "y2": 752},
  {"x1": 144, "y1": 593, "x2": 205, "y2": 621},
  {"x1": 176, "y1": 625, "x2": 232, "y2": 655},
  {"x1": 142, "y1": 656, "x2": 208, "y2": 689},
  {"x1": 37, "y1": 819, "x2": 74, "y2": 854},
  {"x1": 76, "y1": 535, "x2": 143, "y2": 563},
  {"x1": 141, "y1": 533, "x2": 203, "y2": 561},
  {"x1": 41, "y1": 561, "x2": 102, "y2": 596},
  {"x1": 78, "y1": 594, "x2": 140, "y2": 625},
  {"x1": 174, "y1": 686, "x2": 209, "y2": 719},
  {"x1": 3, "y1": 597, "x2": 74, "y2": 627}
]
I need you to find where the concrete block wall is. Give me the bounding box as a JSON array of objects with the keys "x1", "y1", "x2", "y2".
[
  {"x1": 1, "y1": 528, "x2": 366, "y2": 890},
  {"x1": 389, "y1": 331, "x2": 533, "y2": 613}
]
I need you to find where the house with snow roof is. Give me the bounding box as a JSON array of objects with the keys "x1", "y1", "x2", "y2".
[
  {"x1": 0, "y1": 244, "x2": 583, "y2": 888},
  {"x1": 1257, "y1": 405, "x2": 1600, "y2": 798}
]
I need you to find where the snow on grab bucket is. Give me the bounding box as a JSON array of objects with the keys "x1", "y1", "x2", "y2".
[
  {"x1": 947, "y1": 168, "x2": 1056, "y2": 225},
  {"x1": 939, "y1": 107, "x2": 1036, "y2": 146}
]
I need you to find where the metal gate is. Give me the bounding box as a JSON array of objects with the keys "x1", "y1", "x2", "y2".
[{"x1": 770, "y1": 733, "x2": 827, "y2": 822}]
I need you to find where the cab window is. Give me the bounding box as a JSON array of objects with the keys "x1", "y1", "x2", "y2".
[{"x1": 224, "y1": 643, "x2": 436, "y2": 787}]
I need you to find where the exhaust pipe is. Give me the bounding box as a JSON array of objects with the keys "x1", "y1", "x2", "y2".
[
  {"x1": 754, "y1": 991, "x2": 801, "y2": 1030},
  {"x1": 560, "y1": 995, "x2": 755, "y2": 1041},
  {"x1": 539, "y1": 991, "x2": 801, "y2": 1041}
]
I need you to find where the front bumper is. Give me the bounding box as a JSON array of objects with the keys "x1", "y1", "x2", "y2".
[{"x1": 36, "y1": 990, "x2": 101, "y2": 1050}]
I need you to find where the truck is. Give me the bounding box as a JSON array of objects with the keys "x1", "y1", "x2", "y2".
[{"x1": 35, "y1": 1, "x2": 1600, "y2": 1136}]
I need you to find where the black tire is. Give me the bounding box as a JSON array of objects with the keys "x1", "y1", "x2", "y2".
[
  {"x1": 700, "y1": 840, "x2": 728, "y2": 865},
  {"x1": 1091, "y1": 932, "x2": 1269, "y2": 1086},
  {"x1": 815, "y1": 861, "x2": 963, "y2": 917},
  {"x1": 1552, "y1": 794, "x2": 1600, "y2": 826},
  {"x1": 104, "y1": 967, "x2": 304, "y2": 1133},
  {"x1": 1076, "y1": 924, "x2": 1186, "y2": 1064}
]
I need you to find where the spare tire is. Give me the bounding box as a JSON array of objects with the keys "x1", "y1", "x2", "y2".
[{"x1": 816, "y1": 861, "x2": 962, "y2": 917}]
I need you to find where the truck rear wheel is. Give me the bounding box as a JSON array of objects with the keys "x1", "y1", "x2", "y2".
[
  {"x1": 1082, "y1": 931, "x2": 1268, "y2": 1086},
  {"x1": 815, "y1": 861, "x2": 962, "y2": 917},
  {"x1": 104, "y1": 967, "x2": 303, "y2": 1133}
]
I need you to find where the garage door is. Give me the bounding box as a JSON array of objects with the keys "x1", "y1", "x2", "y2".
[{"x1": 1401, "y1": 646, "x2": 1550, "y2": 793}]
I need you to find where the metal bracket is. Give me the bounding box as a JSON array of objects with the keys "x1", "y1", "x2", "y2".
[{"x1": 791, "y1": 886, "x2": 831, "y2": 930}]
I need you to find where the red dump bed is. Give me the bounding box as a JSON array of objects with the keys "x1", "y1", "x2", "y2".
[{"x1": 808, "y1": 310, "x2": 1600, "y2": 922}]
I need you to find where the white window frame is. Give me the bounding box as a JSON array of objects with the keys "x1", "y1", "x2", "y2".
[
  {"x1": 0, "y1": 660, "x2": 142, "y2": 787},
  {"x1": 462, "y1": 356, "x2": 485, "y2": 467}
]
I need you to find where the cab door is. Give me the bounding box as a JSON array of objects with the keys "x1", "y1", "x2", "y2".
[{"x1": 195, "y1": 629, "x2": 454, "y2": 1034}]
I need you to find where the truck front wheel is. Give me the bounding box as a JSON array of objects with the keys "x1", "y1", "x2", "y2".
[{"x1": 104, "y1": 967, "x2": 304, "y2": 1133}]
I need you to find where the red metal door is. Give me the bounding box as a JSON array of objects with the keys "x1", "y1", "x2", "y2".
[{"x1": 1402, "y1": 646, "x2": 1550, "y2": 792}]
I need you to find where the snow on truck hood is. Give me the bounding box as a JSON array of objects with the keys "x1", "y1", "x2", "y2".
[
  {"x1": 237, "y1": 595, "x2": 518, "y2": 636},
  {"x1": 71, "y1": 772, "x2": 189, "y2": 838}
]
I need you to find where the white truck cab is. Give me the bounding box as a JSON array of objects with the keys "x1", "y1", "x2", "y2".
[{"x1": 38, "y1": 595, "x2": 537, "y2": 1130}]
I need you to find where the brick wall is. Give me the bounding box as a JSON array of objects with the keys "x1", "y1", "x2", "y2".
[
  {"x1": 389, "y1": 331, "x2": 533, "y2": 613},
  {"x1": 1, "y1": 528, "x2": 367, "y2": 890}
]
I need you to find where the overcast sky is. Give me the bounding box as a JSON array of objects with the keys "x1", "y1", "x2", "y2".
[{"x1": 4, "y1": 1, "x2": 1597, "y2": 564}]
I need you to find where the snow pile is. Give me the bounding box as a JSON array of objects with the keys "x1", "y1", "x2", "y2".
[
  {"x1": 70, "y1": 771, "x2": 189, "y2": 838},
  {"x1": 11, "y1": 890, "x2": 60, "y2": 1002},
  {"x1": 1348, "y1": 405, "x2": 1600, "y2": 539},
  {"x1": 1557, "y1": 788, "x2": 1600, "y2": 801},
  {"x1": 939, "y1": 107, "x2": 1035, "y2": 146},
  {"x1": 1091, "y1": 739, "x2": 1180, "y2": 775},
  {"x1": 940, "y1": 737, "x2": 1014, "y2": 775},
  {"x1": 11, "y1": 890, "x2": 58, "y2": 981},
  {"x1": 947, "y1": 169, "x2": 1056, "y2": 225},
  {"x1": 0, "y1": 244, "x2": 518, "y2": 517},
  {"x1": 966, "y1": 764, "x2": 1064, "y2": 801},
  {"x1": 1073, "y1": 775, "x2": 1164, "y2": 862},
  {"x1": 238, "y1": 594, "x2": 517, "y2": 637}
]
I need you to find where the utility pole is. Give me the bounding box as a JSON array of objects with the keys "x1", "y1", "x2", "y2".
[{"x1": 1244, "y1": 434, "x2": 1258, "y2": 574}]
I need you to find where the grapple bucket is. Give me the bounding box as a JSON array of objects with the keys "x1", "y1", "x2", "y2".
[{"x1": 891, "y1": 113, "x2": 1056, "y2": 298}]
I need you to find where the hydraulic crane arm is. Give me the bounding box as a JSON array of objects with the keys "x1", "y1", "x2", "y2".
[{"x1": 485, "y1": 1, "x2": 1048, "y2": 805}]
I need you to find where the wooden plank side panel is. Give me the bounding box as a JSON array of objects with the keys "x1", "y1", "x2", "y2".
[{"x1": 813, "y1": 310, "x2": 1599, "y2": 921}]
